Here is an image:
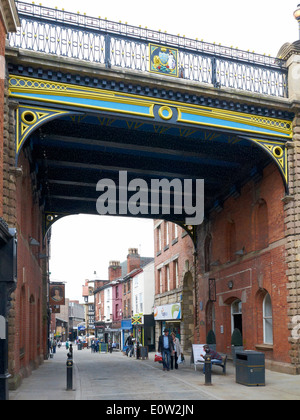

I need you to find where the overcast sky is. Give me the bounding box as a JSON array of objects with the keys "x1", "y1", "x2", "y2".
[{"x1": 39, "y1": 0, "x2": 300, "y2": 301}]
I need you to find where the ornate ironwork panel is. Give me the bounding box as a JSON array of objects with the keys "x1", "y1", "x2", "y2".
[{"x1": 8, "y1": 1, "x2": 288, "y2": 98}]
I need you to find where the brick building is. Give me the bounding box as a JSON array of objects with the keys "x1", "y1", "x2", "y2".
[
  {"x1": 1, "y1": 1, "x2": 51, "y2": 390},
  {"x1": 196, "y1": 163, "x2": 293, "y2": 373},
  {"x1": 153, "y1": 220, "x2": 195, "y2": 352},
  {"x1": 94, "y1": 249, "x2": 154, "y2": 348},
  {"x1": 0, "y1": 0, "x2": 19, "y2": 217}
]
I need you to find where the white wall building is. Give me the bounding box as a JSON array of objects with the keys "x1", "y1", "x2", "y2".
[{"x1": 131, "y1": 261, "x2": 155, "y2": 350}]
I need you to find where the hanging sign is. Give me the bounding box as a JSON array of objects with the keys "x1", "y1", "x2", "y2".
[{"x1": 49, "y1": 283, "x2": 65, "y2": 306}]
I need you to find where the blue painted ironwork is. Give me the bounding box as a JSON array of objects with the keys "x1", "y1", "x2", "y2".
[{"x1": 8, "y1": 1, "x2": 288, "y2": 98}]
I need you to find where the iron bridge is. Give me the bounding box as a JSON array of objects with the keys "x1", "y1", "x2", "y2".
[{"x1": 6, "y1": 1, "x2": 294, "y2": 243}]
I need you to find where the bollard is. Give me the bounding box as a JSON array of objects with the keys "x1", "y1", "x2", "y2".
[
  {"x1": 204, "y1": 353, "x2": 212, "y2": 386},
  {"x1": 66, "y1": 349, "x2": 73, "y2": 391}
]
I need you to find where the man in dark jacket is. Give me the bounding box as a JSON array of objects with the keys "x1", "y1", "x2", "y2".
[
  {"x1": 125, "y1": 333, "x2": 134, "y2": 357},
  {"x1": 158, "y1": 328, "x2": 174, "y2": 371}
]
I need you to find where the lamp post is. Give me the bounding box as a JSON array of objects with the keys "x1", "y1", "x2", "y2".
[{"x1": 293, "y1": 4, "x2": 300, "y2": 39}]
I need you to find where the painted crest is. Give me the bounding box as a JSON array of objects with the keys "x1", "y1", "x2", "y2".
[{"x1": 149, "y1": 44, "x2": 178, "y2": 77}]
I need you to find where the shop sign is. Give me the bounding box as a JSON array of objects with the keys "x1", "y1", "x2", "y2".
[
  {"x1": 154, "y1": 303, "x2": 181, "y2": 320},
  {"x1": 132, "y1": 313, "x2": 143, "y2": 325}
]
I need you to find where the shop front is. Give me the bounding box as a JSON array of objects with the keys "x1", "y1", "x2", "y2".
[
  {"x1": 121, "y1": 319, "x2": 133, "y2": 351},
  {"x1": 95, "y1": 323, "x2": 105, "y2": 341},
  {"x1": 154, "y1": 303, "x2": 182, "y2": 340},
  {"x1": 131, "y1": 313, "x2": 155, "y2": 352}
]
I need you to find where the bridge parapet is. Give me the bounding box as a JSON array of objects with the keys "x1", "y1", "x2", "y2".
[{"x1": 8, "y1": 1, "x2": 288, "y2": 98}]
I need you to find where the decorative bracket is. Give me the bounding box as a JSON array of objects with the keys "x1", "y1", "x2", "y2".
[
  {"x1": 241, "y1": 136, "x2": 289, "y2": 191},
  {"x1": 43, "y1": 212, "x2": 76, "y2": 239},
  {"x1": 15, "y1": 105, "x2": 82, "y2": 161}
]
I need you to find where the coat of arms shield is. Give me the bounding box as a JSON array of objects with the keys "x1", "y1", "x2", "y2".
[{"x1": 149, "y1": 44, "x2": 178, "y2": 77}]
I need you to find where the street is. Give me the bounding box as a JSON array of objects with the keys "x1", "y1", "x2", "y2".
[{"x1": 9, "y1": 346, "x2": 300, "y2": 401}]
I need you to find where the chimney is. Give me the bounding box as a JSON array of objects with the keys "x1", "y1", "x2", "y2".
[
  {"x1": 108, "y1": 261, "x2": 122, "y2": 281},
  {"x1": 127, "y1": 248, "x2": 140, "y2": 273}
]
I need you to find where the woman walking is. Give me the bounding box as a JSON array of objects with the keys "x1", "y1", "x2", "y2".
[{"x1": 170, "y1": 332, "x2": 183, "y2": 370}]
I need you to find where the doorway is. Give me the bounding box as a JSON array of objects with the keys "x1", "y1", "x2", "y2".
[{"x1": 231, "y1": 299, "x2": 242, "y2": 335}]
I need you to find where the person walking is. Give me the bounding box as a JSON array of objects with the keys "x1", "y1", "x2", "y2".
[
  {"x1": 170, "y1": 332, "x2": 183, "y2": 370},
  {"x1": 91, "y1": 339, "x2": 95, "y2": 353},
  {"x1": 158, "y1": 328, "x2": 174, "y2": 371},
  {"x1": 125, "y1": 333, "x2": 134, "y2": 357}
]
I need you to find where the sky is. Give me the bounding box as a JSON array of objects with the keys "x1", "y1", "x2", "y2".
[{"x1": 38, "y1": 0, "x2": 300, "y2": 301}]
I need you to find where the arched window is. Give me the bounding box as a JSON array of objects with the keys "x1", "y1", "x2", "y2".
[{"x1": 263, "y1": 293, "x2": 273, "y2": 344}]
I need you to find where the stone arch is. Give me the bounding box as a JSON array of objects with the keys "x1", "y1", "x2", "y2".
[{"x1": 181, "y1": 271, "x2": 194, "y2": 352}]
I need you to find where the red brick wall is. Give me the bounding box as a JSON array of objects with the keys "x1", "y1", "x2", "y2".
[
  {"x1": 11, "y1": 152, "x2": 47, "y2": 381},
  {"x1": 0, "y1": 15, "x2": 6, "y2": 216},
  {"x1": 154, "y1": 220, "x2": 194, "y2": 294},
  {"x1": 197, "y1": 163, "x2": 290, "y2": 365}
]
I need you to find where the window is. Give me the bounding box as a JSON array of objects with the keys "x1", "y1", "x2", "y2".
[
  {"x1": 174, "y1": 260, "x2": 179, "y2": 288},
  {"x1": 263, "y1": 293, "x2": 273, "y2": 344},
  {"x1": 135, "y1": 295, "x2": 138, "y2": 314},
  {"x1": 166, "y1": 265, "x2": 170, "y2": 291},
  {"x1": 231, "y1": 299, "x2": 242, "y2": 335},
  {"x1": 157, "y1": 226, "x2": 162, "y2": 251},
  {"x1": 165, "y1": 222, "x2": 169, "y2": 246},
  {"x1": 174, "y1": 223, "x2": 178, "y2": 239},
  {"x1": 158, "y1": 269, "x2": 162, "y2": 294},
  {"x1": 139, "y1": 293, "x2": 143, "y2": 313}
]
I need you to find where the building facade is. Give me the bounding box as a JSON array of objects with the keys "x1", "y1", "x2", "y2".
[
  {"x1": 154, "y1": 220, "x2": 195, "y2": 353},
  {"x1": 195, "y1": 162, "x2": 295, "y2": 373},
  {"x1": 131, "y1": 261, "x2": 155, "y2": 351}
]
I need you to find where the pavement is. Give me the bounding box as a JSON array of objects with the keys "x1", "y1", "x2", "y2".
[{"x1": 8, "y1": 346, "x2": 300, "y2": 401}]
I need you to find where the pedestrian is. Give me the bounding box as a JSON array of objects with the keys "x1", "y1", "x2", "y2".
[
  {"x1": 125, "y1": 333, "x2": 134, "y2": 357},
  {"x1": 91, "y1": 339, "x2": 95, "y2": 353},
  {"x1": 95, "y1": 339, "x2": 99, "y2": 353},
  {"x1": 66, "y1": 340, "x2": 69, "y2": 350},
  {"x1": 158, "y1": 328, "x2": 174, "y2": 371},
  {"x1": 170, "y1": 332, "x2": 183, "y2": 370},
  {"x1": 201, "y1": 344, "x2": 223, "y2": 373},
  {"x1": 52, "y1": 338, "x2": 57, "y2": 354}
]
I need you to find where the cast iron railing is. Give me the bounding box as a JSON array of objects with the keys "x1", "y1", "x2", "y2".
[{"x1": 8, "y1": 1, "x2": 288, "y2": 98}]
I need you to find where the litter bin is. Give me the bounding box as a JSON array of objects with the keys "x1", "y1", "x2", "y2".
[{"x1": 235, "y1": 351, "x2": 265, "y2": 387}]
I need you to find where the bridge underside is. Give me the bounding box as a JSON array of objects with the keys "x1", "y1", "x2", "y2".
[{"x1": 8, "y1": 72, "x2": 293, "y2": 240}]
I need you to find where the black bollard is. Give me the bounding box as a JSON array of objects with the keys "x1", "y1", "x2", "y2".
[
  {"x1": 66, "y1": 349, "x2": 73, "y2": 391},
  {"x1": 204, "y1": 353, "x2": 212, "y2": 386}
]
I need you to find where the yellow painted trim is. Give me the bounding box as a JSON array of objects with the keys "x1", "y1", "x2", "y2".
[
  {"x1": 11, "y1": 93, "x2": 156, "y2": 120},
  {"x1": 178, "y1": 106, "x2": 292, "y2": 138},
  {"x1": 9, "y1": 75, "x2": 292, "y2": 138},
  {"x1": 177, "y1": 108, "x2": 291, "y2": 139},
  {"x1": 158, "y1": 106, "x2": 173, "y2": 120}
]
